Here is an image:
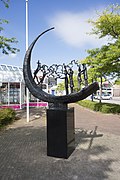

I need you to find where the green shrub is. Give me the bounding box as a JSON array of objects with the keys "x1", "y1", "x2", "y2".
[
  {"x1": 77, "y1": 100, "x2": 120, "y2": 114},
  {"x1": 0, "y1": 108, "x2": 16, "y2": 127},
  {"x1": 101, "y1": 104, "x2": 112, "y2": 113}
]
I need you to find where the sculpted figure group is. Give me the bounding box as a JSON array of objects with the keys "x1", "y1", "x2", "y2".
[
  {"x1": 33, "y1": 59, "x2": 88, "y2": 95},
  {"x1": 23, "y1": 27, "x2": 99, "y2": 104}
]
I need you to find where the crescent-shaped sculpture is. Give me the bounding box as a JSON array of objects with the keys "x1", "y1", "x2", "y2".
[{"x1": 23, "y1": 27, "x2": 99, "y2": 104}]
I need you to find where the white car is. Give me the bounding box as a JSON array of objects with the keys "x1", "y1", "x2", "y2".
[{"x1": 97, "y1": 94, "x2": 112, "y2": 100}]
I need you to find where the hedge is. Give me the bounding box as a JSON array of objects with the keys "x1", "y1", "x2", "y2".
[
  {"x1": 0, "y1": 108, "x2": 16, "y2": 128},
  {"x1": 77, "y1": 100, "x2": 120, "y2": 114}
]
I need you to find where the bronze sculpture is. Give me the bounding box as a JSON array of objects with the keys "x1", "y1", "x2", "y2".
[
  {"x1": 23, "y1": 27, "x2": 99, "y2": 158},
  {"x1": 23, "y1": 27, "x2": 98, "y2": 105}
]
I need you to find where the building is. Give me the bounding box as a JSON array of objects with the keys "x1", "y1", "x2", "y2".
[
  {"x1": 94, "y1": 81, "x2": 120, "y2": 98},
  {"x1": 113, "y1": 85, "x2": 120, "y2": 97},
  {"x1": 94, "y1": 81, "x2": 113, "y2": 99},
  {"x1": 0, "y1": 64, "x2": 48, "y2": 109},
  {"x1": 0, "y1": 64, "x2": 25, "y2": 109}
]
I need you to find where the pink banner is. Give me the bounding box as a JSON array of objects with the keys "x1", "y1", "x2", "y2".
[{"x1": 0, "y1": 102, "x2": 48, "y2": 110}]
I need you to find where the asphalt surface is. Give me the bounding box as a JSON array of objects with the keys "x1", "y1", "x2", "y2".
[
  {"x1": 92, "y1": 97, "x2": 120, "y2": 105},
  {"x1": 0, "y1": 104, "x2": 120, "y2": 180}
]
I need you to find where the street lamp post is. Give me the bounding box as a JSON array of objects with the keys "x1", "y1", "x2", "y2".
[{"x1": 26, "y1": 0, "x2": 29, "y2": 122}]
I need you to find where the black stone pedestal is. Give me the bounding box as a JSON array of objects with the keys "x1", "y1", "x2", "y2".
[{"x1": 47, "y1": 107, "x2": 75, "y2": 159}]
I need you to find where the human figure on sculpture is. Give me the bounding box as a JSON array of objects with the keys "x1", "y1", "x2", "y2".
[
  {"x1": 63, "y1": 64, "x2": 69, "y2": 95},
  {"x1": 82, "y1": 64, "x2": 88, "y2": 86},
  {"x1": 33, "y1": 60, "x2": 41, "y2": 84},
  {"x1": 77, "y1": 65, "x2": 82, "y2": 90},
  {"x1": 68, "y1": 67, "x2": 74, "y2": 93}
]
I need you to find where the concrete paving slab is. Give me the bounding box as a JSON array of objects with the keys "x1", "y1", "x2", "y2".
[{"x1": 0, "y1": 105, "x2": 120, "y2": 180}]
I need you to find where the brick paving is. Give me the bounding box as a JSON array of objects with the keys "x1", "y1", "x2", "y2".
[
  {"x1": 0, "y1": 105, "x2": 120, "y2": 180},
  {"x1": 73, "y1": 103, "x2": 120, "y2": 136}
]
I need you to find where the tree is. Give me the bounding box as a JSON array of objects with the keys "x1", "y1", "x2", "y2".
[
  {"x1": 56, "y1": 81, "x2": 65, "y2": 92},
  {"x1": 82, "y1": 4, "x2": 120, "y2": 102},
  {"x1": 0, "y1": 0, "x2": 19, "y2": 55},
  {"x1": 85, "y1": 4, "x2": 120, "y2": 76},
  {"x1": 89, "y1": 4, "x2": 120, "y2": 39},
  {"x1": 114, "y1": 78, "x2": 120, "y2": 85}
]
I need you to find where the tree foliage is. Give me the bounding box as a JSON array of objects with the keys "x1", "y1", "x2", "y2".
[
  {"x1": 0, "y1": 0, "x2": 19, "y2": 55},
  {"x1": 83, "y1": 4, "x2": 120, "y2": 82},
  {"x1": 56, "y1": 81, "x2": 65, "y2": 92},
  {"x1": 114, "y1": 78, "x2": 120, "y2": 85},
  {"x1": 1, "y1": 0, "x2": 9, "y2": 8},
  {"x1": 89, "y1": 4, "x2": 120, "y2": 39}
]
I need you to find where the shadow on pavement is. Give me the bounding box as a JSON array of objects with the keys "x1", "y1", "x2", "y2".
[
  {"x1": 75, "y1": 126, "x2": 103, "y2": 149},
  {"x1": 15, "y1": 107, "x2": 46, "y2": 120},
  {"x1": 0, "y1": 125, "x2": 114, "y2": 180}
]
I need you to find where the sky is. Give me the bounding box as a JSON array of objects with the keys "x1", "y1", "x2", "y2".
[{"x1": 0, "y1": 0, "x2": 119, "y2": 69}]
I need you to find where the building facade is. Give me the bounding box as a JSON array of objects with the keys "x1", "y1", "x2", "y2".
[
  {"x1": 0, "y1": 64, "x2": 52, "y2": 109},
  {"x1": 0, "y1": 64, "x2": 25, "y2": 109}
]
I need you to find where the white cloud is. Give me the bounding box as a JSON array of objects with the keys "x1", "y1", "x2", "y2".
[
  {"x1": 49, "y1": 10, "x2": 108, "y2": 49},
  {"x1": 0, "y1": 53, "x2": 17, "y2": 61},
  {"x1": 9, "y1": 53, "x2": 17, "y2": 58},
  {"x1": 0, "y1": 53, "x2": 19, "y2": 67}
]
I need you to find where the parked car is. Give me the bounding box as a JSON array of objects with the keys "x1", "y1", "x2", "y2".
[
  {"x1": 93, "y1": 95, "x2": 98, "y2": 99},
  {"x1": 97, "y1": 94, "x2": 112, "y2": 100}
]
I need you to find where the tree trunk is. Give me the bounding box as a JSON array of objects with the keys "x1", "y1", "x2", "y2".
[
  {"x1": 91, "y1": 78, "x2": 94, "y2": 102},
  {"x1": 99, "y1": 76, "x2": 102, "y2": 103}
]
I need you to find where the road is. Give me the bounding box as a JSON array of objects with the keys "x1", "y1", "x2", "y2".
[{"x1": 87, "y1": 96, "x2": 120, "y2": 105}]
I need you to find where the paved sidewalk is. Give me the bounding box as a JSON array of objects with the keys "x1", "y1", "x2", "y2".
[{"x1": 0, "y1": 105, "x2": 120, "y2": 180}]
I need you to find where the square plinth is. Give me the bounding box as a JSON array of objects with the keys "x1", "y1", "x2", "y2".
[{"x1": 47, "y1": 107, "x2": 75, "y2": 159}]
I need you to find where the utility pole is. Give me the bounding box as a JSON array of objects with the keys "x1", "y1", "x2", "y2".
[{"x1": 26, "y1": 0, "x2": 29, "y2": 122}]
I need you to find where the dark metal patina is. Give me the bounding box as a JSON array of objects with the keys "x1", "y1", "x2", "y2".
[
  {"x1": 23, "y1": 27, "x2": 99, "y2": 158},
  {"x1": 23, "y1": 27, "x2": 99, "y2": 105}
]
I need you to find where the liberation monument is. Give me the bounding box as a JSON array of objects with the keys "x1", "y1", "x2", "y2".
[{"x1": 23, "y1": 27, "x2": 99, "y2": 159}]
